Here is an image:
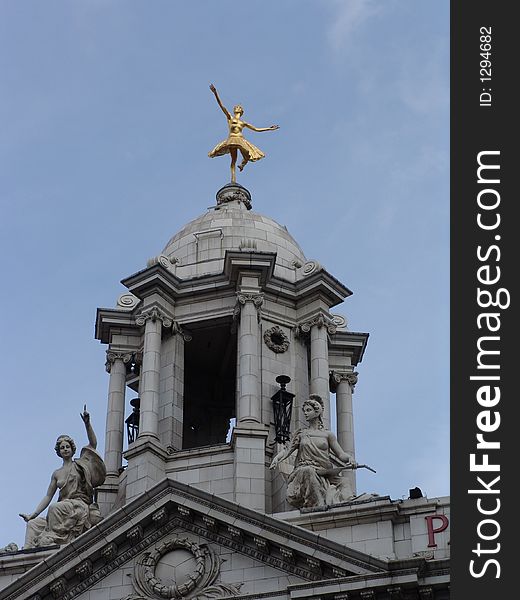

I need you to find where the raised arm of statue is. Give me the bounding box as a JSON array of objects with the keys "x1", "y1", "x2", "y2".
[
  {"x1": 80, "y1": 404, "x2": 97, "y2": 449},
  {"x1": 210, "y1": 83, "x2": 231, "y2": 119}
]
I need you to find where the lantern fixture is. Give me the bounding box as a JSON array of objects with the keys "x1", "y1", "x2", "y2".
[
  {"x1": 271, "y1": 375, "x2": 295, "y2": 444},
  {"x1": 125, "y1": 397, "x2": 140, "y2": 445}
]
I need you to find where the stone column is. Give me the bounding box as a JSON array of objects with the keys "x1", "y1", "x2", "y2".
[
  {"x1": 331, "y1": 370, "x2": 359, "y2": 495},
  {"x1": 103, "y1": 351, "x2": 132, "y2": 477},
  {"x1": 299, "y1": 314, "x2": 336, "y2": 429},
  {"x1": 136, "y1": 307, "x2": 172, "y2": 440},
  {"x1": 236, "y1": 292, "x2": 263, "y2": 424}
]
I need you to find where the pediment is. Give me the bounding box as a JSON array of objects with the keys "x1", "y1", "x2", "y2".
[{"x1": 0, "y1": 479, "x2": 389, "y2": 600}]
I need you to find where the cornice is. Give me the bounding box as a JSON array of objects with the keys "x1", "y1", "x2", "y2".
[
  {"x1": 0, "y1": 479, "x2": 392, "y2": 600},
  {"x1": 118, "y1": 251, "x2": 351, "y2": 309}
]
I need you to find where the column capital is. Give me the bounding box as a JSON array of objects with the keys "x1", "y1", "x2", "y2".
[
  {"x1": 136, "y1": 306, "x2": 173, "y2": 328},
  {"x1": 329, "y1": 370, "x2": 359, "y2": 393},
  {"x1": 236, "y1": 291, "x2": 264, "y2": 308},
  {"x1": 295, "y1": 313, "x2": 337, "y2": 337},
  {"x1": 234, "y1": 293, "x2": 264, "y2": 325},
  {"x1": 105, "y1": 350, "x2": 133, "y2": 373}
]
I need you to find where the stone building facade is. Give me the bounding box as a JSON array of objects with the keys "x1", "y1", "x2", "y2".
[{"x1": 0, "y1": 183, "x2": 450, "y2": 600}]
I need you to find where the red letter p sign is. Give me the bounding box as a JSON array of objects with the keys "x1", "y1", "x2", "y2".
[{"x1": 425, "y1": 514, "x2": 449, "y2": 547}]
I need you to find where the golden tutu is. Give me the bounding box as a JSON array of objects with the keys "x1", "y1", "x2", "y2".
[{"x1": 209, "y1": 134, "x2": 265, "y2": 162}]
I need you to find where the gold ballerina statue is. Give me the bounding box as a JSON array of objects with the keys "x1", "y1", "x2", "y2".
[{"x1": 208, "y1": 84, "x2": 279, "y2": 183}]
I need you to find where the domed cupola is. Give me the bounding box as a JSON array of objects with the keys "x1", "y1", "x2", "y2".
[{"x1": 161, "y1": 183, "x2": 307, "y2": 282}]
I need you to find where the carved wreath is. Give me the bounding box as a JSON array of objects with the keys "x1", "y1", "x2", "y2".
[
  {"x1": 133, "y1": 537, "x2": 242, "y2": 599},
  {"x1": 263, "y1": 326, "x2": 290, "y2": 353}
]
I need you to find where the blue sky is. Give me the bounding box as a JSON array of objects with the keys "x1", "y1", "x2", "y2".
[{"x1": 0, "y1": 0, "x2": 449, "y2": 547}]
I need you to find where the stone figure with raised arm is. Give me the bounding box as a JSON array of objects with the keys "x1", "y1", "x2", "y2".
[
  {"x1": 19, "y1": 405, "x2": 106, "y2": 548},
  {"x1": 269, "y1": 394, "x2": 358, "y2": 508},
  {"x1": 208, "y1": 83, "x2": 279, "y2": 183}
]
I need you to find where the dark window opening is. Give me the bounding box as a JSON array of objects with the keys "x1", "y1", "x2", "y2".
[{"x1": 183, "y1": 320, "x2": 237, "y2": 449}]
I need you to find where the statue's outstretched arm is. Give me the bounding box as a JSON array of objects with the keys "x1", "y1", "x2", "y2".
[
  {"x1": 19, "y1": 475, "x2": 58, "y2": 522},
  {"x1": 244, "y1": 122, "x2": 279, "y2": 132},
  {"x1": 80, "y1": 405, "x2": 97, "y2": 449},
  {"x1": 209, "y1": 84, "x2": 231, "y2": 120}
]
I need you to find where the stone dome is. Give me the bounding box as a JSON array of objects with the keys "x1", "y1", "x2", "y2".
[{"x1": 160, "y1": 184, "x2": 306, "y2": 282}]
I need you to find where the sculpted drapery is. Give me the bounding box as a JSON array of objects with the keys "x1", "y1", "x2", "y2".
[
  {"x1": 20, "y1": 408, "x2": 106, "y2": 548},
  {"x1": 270, "y1": 395, "x2": 356, "y2": 509}
]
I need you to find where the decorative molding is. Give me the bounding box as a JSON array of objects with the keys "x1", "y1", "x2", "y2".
[
  {"x1": 301, "y1": 260, "x2": 321, "y2": 276},
  {"x1": 180, "y1": 520, "x2": 323, "y2": 582},
  {"x1": 49, "y1": 578, "x2": 67, "y2": 599},
  {"x1": 133, "y1": 536, "x2": 242, "y2": 599},
  {"x1": 202, "y1": 516, "x2": 218, "y2": 532},
  {"x1": 332, "y1": 567, "x2": 347, "y2": 578},
  {"x1": 254, "y1": 537, "x2": 270, "y2": 554},
  {"x1": 216, "y1": 183, "x2": 252, "y2": 210},
  {"x1": 135, "y1": 307, "x2": 173, "y2": 328},
  {"x1": 413, "y1": 550, "x2": 435, "y2": 560},
  {"x1": 280, "y1": 547, "x2": 295, "y2": 564},
  {"x1": 75, "y1": 559, "x2": 93, "y2": 580},
  {"x1": 117, "y1": 293, "x2": 141, "y2": 310},
  {"x1": 177, "y1": 506, "x2": 193, "y2": 520},
  {"x1": 227, "y1": 525, "x2": 242, "y2": 541},
  {"x1": 101, "y1": 541, "x2": 118, "y2": 562},
  {"x1": 105, "y1": 350, "x2": 133, "y2": 373},
  {"x1": 295, "y1": 313, "x2": 337, "y2": 337},
  {"x1": 263, "y1": 325, "x2": 290, "y2": 353},
  {"x1": 151, "y1": 507, "x2": 168, "y2": 524},
  {"x1": 127, "y1": 525, "x2": 144, "y2": 542},
  {"x1": 330, "y1": 313, "x2": 348, "y2": 330},
  {"x1": 163, "y1": 485, "x2": 380, "y2": 573},
  {"x1": 146, "y1": 254, "x2": 179, "y2": 269},
  {"x1": 172, "y1": 321, "x2": 193, "y2": 342},
  {"x1": 60, "y1": 519, "x2": 183, "y2": 600},
  {"x1": 306, "y1": 557, "x2": 321, "y2": 574},
  {"x1": 418, "y1": 586, "x2": 434, "y2": 600},
  {"x1": 329, "y1": 370, "x2": 359, "y2": 393},
  {"x1": 8, "y1": 484, "x2": 388, "y2": 600}
]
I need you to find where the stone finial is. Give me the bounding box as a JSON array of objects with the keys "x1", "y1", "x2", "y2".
[{"x1": 216, "y1": 182, "x2": 252, "y2": 210}]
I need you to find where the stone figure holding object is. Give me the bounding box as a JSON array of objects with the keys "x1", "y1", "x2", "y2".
[
  {"x1": 19, "y1": 406, "x2": 106, "y2": 548},
  {"x1": 208, "y1": 83, "x2": 279, "y2": 183},
  {"x1": 269, "y1": 394, "x2": 357, "y2": 508}
]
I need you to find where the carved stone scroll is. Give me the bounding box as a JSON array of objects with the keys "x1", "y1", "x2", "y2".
[{"x1": 135, "y1": 306, "x2": 173, "y2": 328}]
